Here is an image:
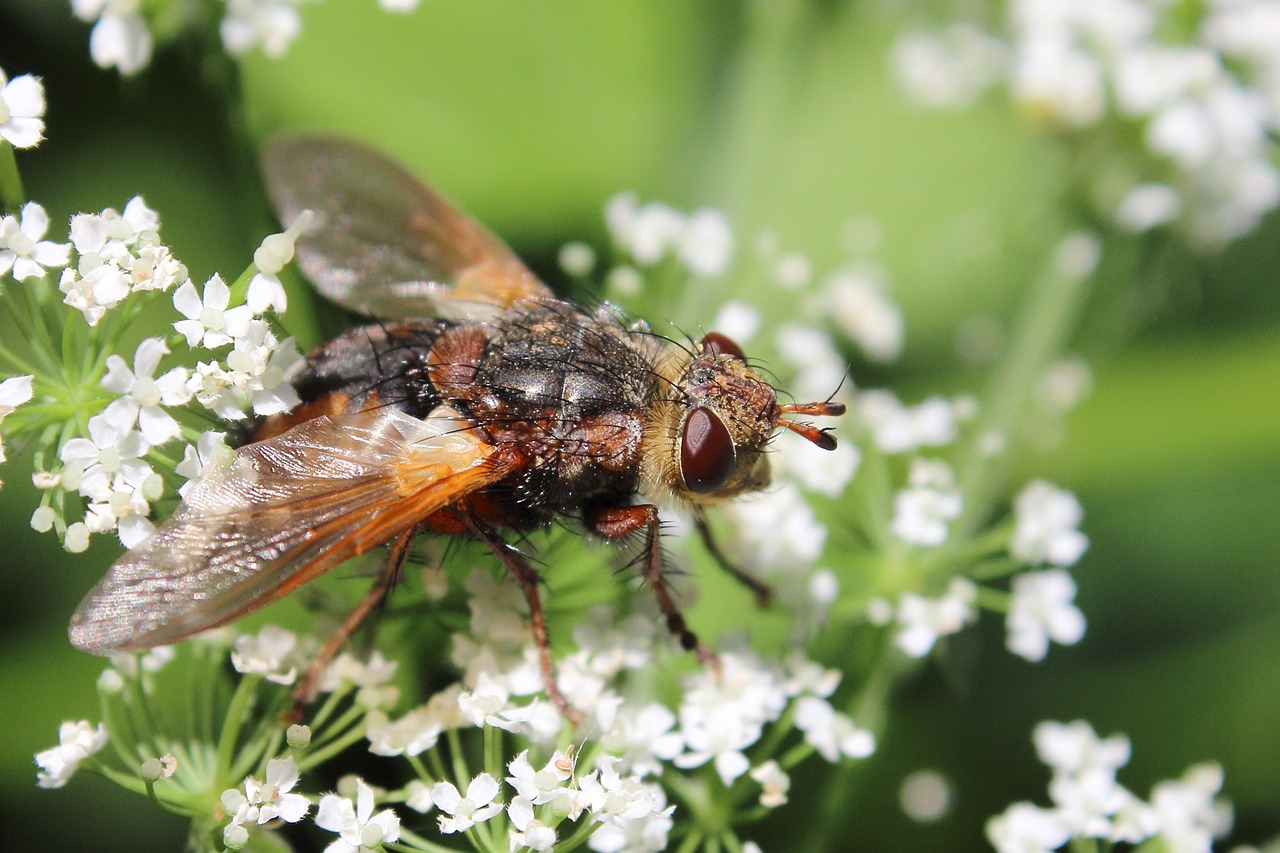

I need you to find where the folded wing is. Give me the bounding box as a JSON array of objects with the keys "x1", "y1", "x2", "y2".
[
  {"x1": 262, "y1": 135, "x2": 553, "y2": 320},
  {"x1": 70, "y1": 407, "x2": 508, "y2": 653}
]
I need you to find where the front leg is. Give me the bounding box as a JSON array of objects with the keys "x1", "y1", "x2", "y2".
[
  {"x1": 693, "y1": 509, "x2": 773, "y2": 607},
  {"x1": 585, "y1": 505, "x2": 717, "y2": 666}
]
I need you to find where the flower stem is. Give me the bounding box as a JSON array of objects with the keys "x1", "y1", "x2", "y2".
[
  {"x1": 0, "y1": 142, "x2": 25, "y2": 212},
  {"x1": 953, "y1": 234, "x2": 1097, "y2": 536}
]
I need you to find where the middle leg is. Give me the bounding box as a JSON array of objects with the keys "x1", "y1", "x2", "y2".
[{"x1": 586, "y1": 504, "x2": 717, "y2": 666}]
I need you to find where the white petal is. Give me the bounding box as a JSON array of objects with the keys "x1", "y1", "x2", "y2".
[
  {"x1": 133, "y1": 337, "x2": 168, "y2": 377},
  {"x1": 101, "y1": 355, "x2": 134, "y2": 394},
  {"x1": 138, "y1": 406, "x2": 180, "y2": 446},
  {"x1": 19, "y1": 202, "x2": 50, "y2": 239},
  {"x1": 315, "y1": 794, "x2": 355, "y2": 833},
  {"x1": 203, "y1": 275, "x2": 231, "y2": 309},
  {"x1": 466, "y1": 773, "x2": 499, "y2": 805},
  {"x1": 4, "y1": 75, "x2": 45, "y2": 118},
  {"x1": 430, "y1": 781, "x2": 462, "y2": 813},
  {"x1": 117, "y1": 514, "x2": 155, "y2": 548},
  {"x1": 89, "y1": 14, "x2": 153, "y2": 75},
  {"x1": 0, "y1": 375, "x2": 34, "y2": 408},
  {"x1": 172, "y1": 281, "x2": 203, "y2": 319},
  {"x1": 31, "y1": 240, "x2": 70, "y2": 268}
]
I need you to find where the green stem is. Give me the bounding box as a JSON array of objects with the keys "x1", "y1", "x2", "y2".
[
  {"x1": 954, "y1": 236, "x2": 1097, "y2": 537},
  {"x1": 0, "y1": 142, "x2": 25, "y2": 212},
  {"x1": 216, "y1": 673, "x2": 259, "y2": 779},
  {"x1": 390, "y1": 827, "x2": 459, "y2": 853}
]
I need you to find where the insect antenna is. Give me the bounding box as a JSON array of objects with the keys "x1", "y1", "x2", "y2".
[{"x1": 775, "y1": 400, "x2": 847, "y2": 451}]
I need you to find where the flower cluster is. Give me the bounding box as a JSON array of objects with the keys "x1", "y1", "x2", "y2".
[
  {"x1": 0, "y1": 72, "x2": 312, "y2": 554},
  {"x1": 988, "y1": 720, "x2": 1233, "y2": 853},
  {"x1": 3, "y1": 196, "x2": 303, "y2": 552},
  {"x1": 35, "y1": 556, "x2": 877, "y2": 853},
  {"x1": 72, "y1": 0, "x2": 425, "y2": 76},
  {"x1": 891, "y1": 0, "x2": 1280, "y2": 246}
]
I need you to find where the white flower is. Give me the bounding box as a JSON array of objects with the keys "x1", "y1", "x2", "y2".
[
  {"x1": 1149, "y1": 763, "x2": 1233, "y2": 853},
  {"x1": 507, "y1": 795, "x2": 557, "y2": 851},
  {"x1": 0, "y1": 202, "x2": 70, "y2": 281},
  {"x1": 73, "y1": 0, "x2": 154, "y2": 75},
  {"x1": 678, "y1": 208, "x2": 734, "y2": 277},
  {"x1": 891, "y1": 24, "x2": 1006, "y2": 109},
  {"x1": 230, "y1": 625, "x2": 301, "y2": 685},
  {"x1": 220, "y1": 756, "x2": 310, "y2": 828},
  {"x1": 724, "y1": 482, "x2": 828, "y2": 569},
  {"x1": 894, "y1": 577, "x2": 978, "y2": 657},
  {"x1": 59, "y1": 410, "x2": 151, "y2": 502},
  {"x1": 59, "y1": 266, "x2": 130, "y2": 326},
  {"x1": 710, "y1": 300, "x2": 761, "y2": 345},
  {"x1": 586, "y1": 782, "x2": 673, "y2": 852},
  {"x1": 858, "y1": 390, "x2": 958, "y2": 454},
  {"x1": 605, "y1": 193, "x2": 683, "y2": 266},
  {"x1": 249, "y1": 334, "x2": 302, "y2": 416},
  {"x1": 558, "y1": 241, "x2": 597, "y2": 277},
  {"x1": 378, "y1": 0, "x2": 421, "y2": 12},
  {"x1": 365, "y1": 707, "x2": 441, "y2": 757},
  {"x1": 774, "y1": 430, "x2": 860, "y2": 497},
  {"x1": 1116, "y1": 182, "x2": 1183, "y2": 231},
  {"x1": 824, "y1": 269, "x2": 905, "y2": 363},
  {"x1": 175, "y1": 431, "x2": 230, "y2": 497},
  {"x1": 221, "y1": 0, "x2": 306, "y2": 59},
  {"x1": 890, "y1": 458, "x2": 963, "y2": 546},
  {"x1": 1048, "y1": 763, "x2": 1133, "y2": 837},
  {"x1": 750, "y1": 760, "x2": 790, "y2": 808},
  {"x1": 319, "y1": 650, "x2": 400, "y2": 709},
  {"x1": 70, "y1": 197, "x2": 159, "y2": 270},
  {"x1": 772, "y1": 251, "x2": 813, "y2": 289},
  {"x1": 1033, "y1": 720, "x2": 1131, "y2": 778},
  {"x1": 431, "y1": 773, "x2": 503, "y2": 834},
  {"x1": 173, "y1": 274, "x2": 252, "y2": 349},
  {"x1": 986, "y1": 801, "x2": 1071, "y2": 853},
  {"x1": 315, "y1": 778, "x2": 402, "y2": 853},
  {"x1": 34, "y1": 721, "x2": 108, "y2": 788},
  {"x1": 573, "y1": 605, "x2": 655, "y2": 676},
  {"x1": 600, "y1": 702, "x2": 683, "y2": 778},
  {"x1": 578, "y1": 757, "x2": 667, "y2": 826},
  {"x1": 246, "y1": 272, "x2": 288, "y2": 314},
  {"x1": 793, "y1": 696, "x2": 876, "y2": 763},
  {"x1": 128, "y1": 242, "x2": 188, "y2": 292},
  {"x1": 506, "y1": 749, "x2": 574, "y2": 807},
  {"x1": 0, "y1": 70, "x2": 45, "y2": 148},
  {"x1": 1011, "y1": 481, "x2": 1088, "y2": 567},
  {"x1": 84, "y1": 461, "x2": 163, "y2": 547},
  {"x1": 673, "y1": 651, "x2": 787, "y2": 785},
  {"x1": 101, "y1": 337, "x2": 191, "y2": 445},
  {"x1": 1006, "y1": 569, "x2": 1086, "y2": 661},
  {"x1": 773, "y1": 324, "x2": 848, "y2": 404}
]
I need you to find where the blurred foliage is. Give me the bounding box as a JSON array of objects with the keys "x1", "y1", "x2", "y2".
[{"x1": 1, "y1": 2, "x2": 1278, "y2": 852}]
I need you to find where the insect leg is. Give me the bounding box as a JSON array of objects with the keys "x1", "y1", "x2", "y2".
[
  {"x1": 586, "y1": 505, "x2": 718, "y2": 667},
  {"x1": 291, "y1": 529, "x2": 416, "y2": 719},
  {"x1": 463, "y1": 514, "x2": 582, "y2": 724},
  {"x1": 692, "y1": 511, "x2": 773, "y2": 606}
]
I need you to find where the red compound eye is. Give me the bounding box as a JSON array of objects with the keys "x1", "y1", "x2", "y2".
[
  {"x1": 700, "y1": 332, "x2": 744, "y2": 360},
  {"x1": 680, "y1": 407, "x2": 735, "y2": 494}
]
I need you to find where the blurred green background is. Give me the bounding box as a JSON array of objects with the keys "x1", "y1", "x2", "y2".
[{"x1": 1, "y1": 2, "x2": 1278, "y2": 851}]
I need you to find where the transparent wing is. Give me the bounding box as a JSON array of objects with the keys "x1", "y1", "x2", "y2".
[
  {"x1": 69, "y1": 407, "x2": 510, "y2": 653},
  {"x1": 262, "y1": 135, "x2": 553, "y2": 320}
]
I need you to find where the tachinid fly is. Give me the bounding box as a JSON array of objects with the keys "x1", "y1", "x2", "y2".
[{"x1": 68, "y1": 137, "x2": 846, "y2": 716}]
